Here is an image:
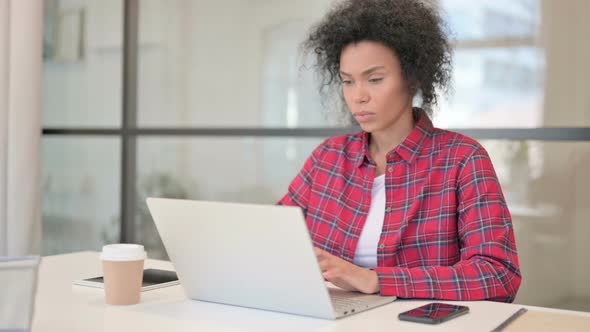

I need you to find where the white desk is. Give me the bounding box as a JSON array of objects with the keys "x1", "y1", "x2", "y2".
[{"x1": 32, "y1": 252, "x2": 590, "y2": 332}]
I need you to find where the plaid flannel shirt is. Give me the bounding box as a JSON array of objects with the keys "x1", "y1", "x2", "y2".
[{"x1": 279, "y1": 109, "x2": 521, "y2": 302}]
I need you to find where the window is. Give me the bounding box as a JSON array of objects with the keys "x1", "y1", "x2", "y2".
[{"x1": 42, "y1": 0, "x2": 590, "y2": 312}]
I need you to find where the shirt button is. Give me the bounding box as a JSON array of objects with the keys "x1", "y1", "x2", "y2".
[
  {"x1": 379, "y1": 244, "x2": 385, "y2": 249},
  {"x1": 388, "y1": 167, "x2": 394, "y2": 173},
  {"x1": 385, "y1": 207, "x2": 392, "y2": 213}
]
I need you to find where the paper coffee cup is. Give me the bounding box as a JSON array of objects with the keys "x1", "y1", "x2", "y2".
[{"x1": 101, "y1": 244, "x2": 146, "y2": 305}]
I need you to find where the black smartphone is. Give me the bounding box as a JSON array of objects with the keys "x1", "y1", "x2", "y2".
[
  {"x1": 398, "y1": 302, "x2": 469, "y2": 324},
  {"x1": 77, "y1": 268, "x2": 179, "y2": 290}
]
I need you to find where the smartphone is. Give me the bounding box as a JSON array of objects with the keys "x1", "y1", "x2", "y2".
[{"x1": 398, "y1": 302, "x2": 469, "y2": 324}]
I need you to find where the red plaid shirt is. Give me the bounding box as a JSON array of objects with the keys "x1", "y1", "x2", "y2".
[{"x1": 279, "y1": 109, "x2": 521, "y2": 302}]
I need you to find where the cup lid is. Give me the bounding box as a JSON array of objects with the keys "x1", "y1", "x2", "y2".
[{"x1": 101, "y1": 244, "x2": 146, "y2": 261}]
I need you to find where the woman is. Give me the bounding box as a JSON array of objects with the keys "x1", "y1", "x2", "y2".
[{"x1": 279, "y1": 0, "x2": 521, "y2": 302}]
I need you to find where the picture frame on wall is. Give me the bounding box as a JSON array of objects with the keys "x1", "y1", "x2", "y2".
[
  {"x1": 44, "y1": 4, "x2": 85, "y2": 63},
  {"x1": 54, "y1": 8, "x2": 85, "y2": 62}
]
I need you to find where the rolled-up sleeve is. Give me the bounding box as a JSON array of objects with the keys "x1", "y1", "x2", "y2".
[{"x1": 375, "y1": 147, "x2": 522, "y2": 302}]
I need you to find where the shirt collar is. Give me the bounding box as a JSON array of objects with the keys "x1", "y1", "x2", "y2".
[{"x1": 355, "y1": 107, "x2": 433, "y2": 167}]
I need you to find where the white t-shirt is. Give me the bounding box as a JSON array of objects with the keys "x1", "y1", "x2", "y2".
[{"x1": 353, "y1": 174, "x2": 386, "y2": 268}]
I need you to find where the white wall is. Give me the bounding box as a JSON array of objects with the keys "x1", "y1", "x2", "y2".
[{"x1": 541, "y1": 0, "x2": 590, "y2": 300}]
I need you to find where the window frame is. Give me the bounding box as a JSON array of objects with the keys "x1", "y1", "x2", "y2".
[{"x1": 41, "y1": 0, "x2": 590, "y2": 244}]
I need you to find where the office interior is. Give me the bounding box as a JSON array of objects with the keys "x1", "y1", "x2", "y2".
[{"x1": 1, "y1": 0, "x2": 589, "y2": 315}]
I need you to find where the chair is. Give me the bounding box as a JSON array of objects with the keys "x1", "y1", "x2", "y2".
[{"x1": 0, "y1": 256, "x2": 40, "y2": 332}]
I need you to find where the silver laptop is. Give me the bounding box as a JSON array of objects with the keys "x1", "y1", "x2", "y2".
[
  {"x1": 146, "y1": 198, "x2": 395, "y2": 320},
  {"x1": 0, "y1": 256, "x2": 40, "y2": 332}
]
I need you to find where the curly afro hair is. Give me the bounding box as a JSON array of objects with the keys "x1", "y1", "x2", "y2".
[{"x1": 303, "y1": 0, "x2": 452, "y2": 117}]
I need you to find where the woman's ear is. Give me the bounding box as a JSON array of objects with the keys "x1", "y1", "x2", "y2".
[{"x1": 409, "y1": 80, "x2": 421, "y2": 96}]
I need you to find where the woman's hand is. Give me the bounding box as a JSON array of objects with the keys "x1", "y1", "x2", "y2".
[{"x1": 314, "y1": 247, "x2": 380, "y2": 294}]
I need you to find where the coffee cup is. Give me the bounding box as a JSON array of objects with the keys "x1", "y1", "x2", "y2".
[{"x1": 100, "y1": 244, "x2": 146, "y2": 305}]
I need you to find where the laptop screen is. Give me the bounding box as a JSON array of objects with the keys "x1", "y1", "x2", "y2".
[{"x1": 0, "y1": 256, "x2": 40, "y2": 332}]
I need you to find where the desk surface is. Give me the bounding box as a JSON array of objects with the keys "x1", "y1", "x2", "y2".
[{"x1": 32, "y1": 252, "x2": 590, "y2": 332}]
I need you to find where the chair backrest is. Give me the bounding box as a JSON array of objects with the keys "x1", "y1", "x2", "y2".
[{"x1": 0, "y1": 256, "x2": 40, "y2": 332}]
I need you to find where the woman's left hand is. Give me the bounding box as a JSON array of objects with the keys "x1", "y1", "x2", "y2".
[{"x1": 314, "y1": 247, "x2": 380, "y2": 294}]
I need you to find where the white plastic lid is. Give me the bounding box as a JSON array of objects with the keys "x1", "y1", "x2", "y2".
[{"x1": 100, "y1": 244, "x2": 146, "y2": 261}]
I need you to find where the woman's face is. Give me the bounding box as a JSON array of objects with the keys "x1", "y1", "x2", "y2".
[{"x1": 339, "y1": 41, "x2": 413, "y2": 133}]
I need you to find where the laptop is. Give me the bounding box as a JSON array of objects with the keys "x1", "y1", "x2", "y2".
[
  {"x1": 0, "y1": 256, "x2": 40, "y2": 332},
  {"x1": 146, "y1": 198, "x2": 395, "y2": 320}
]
